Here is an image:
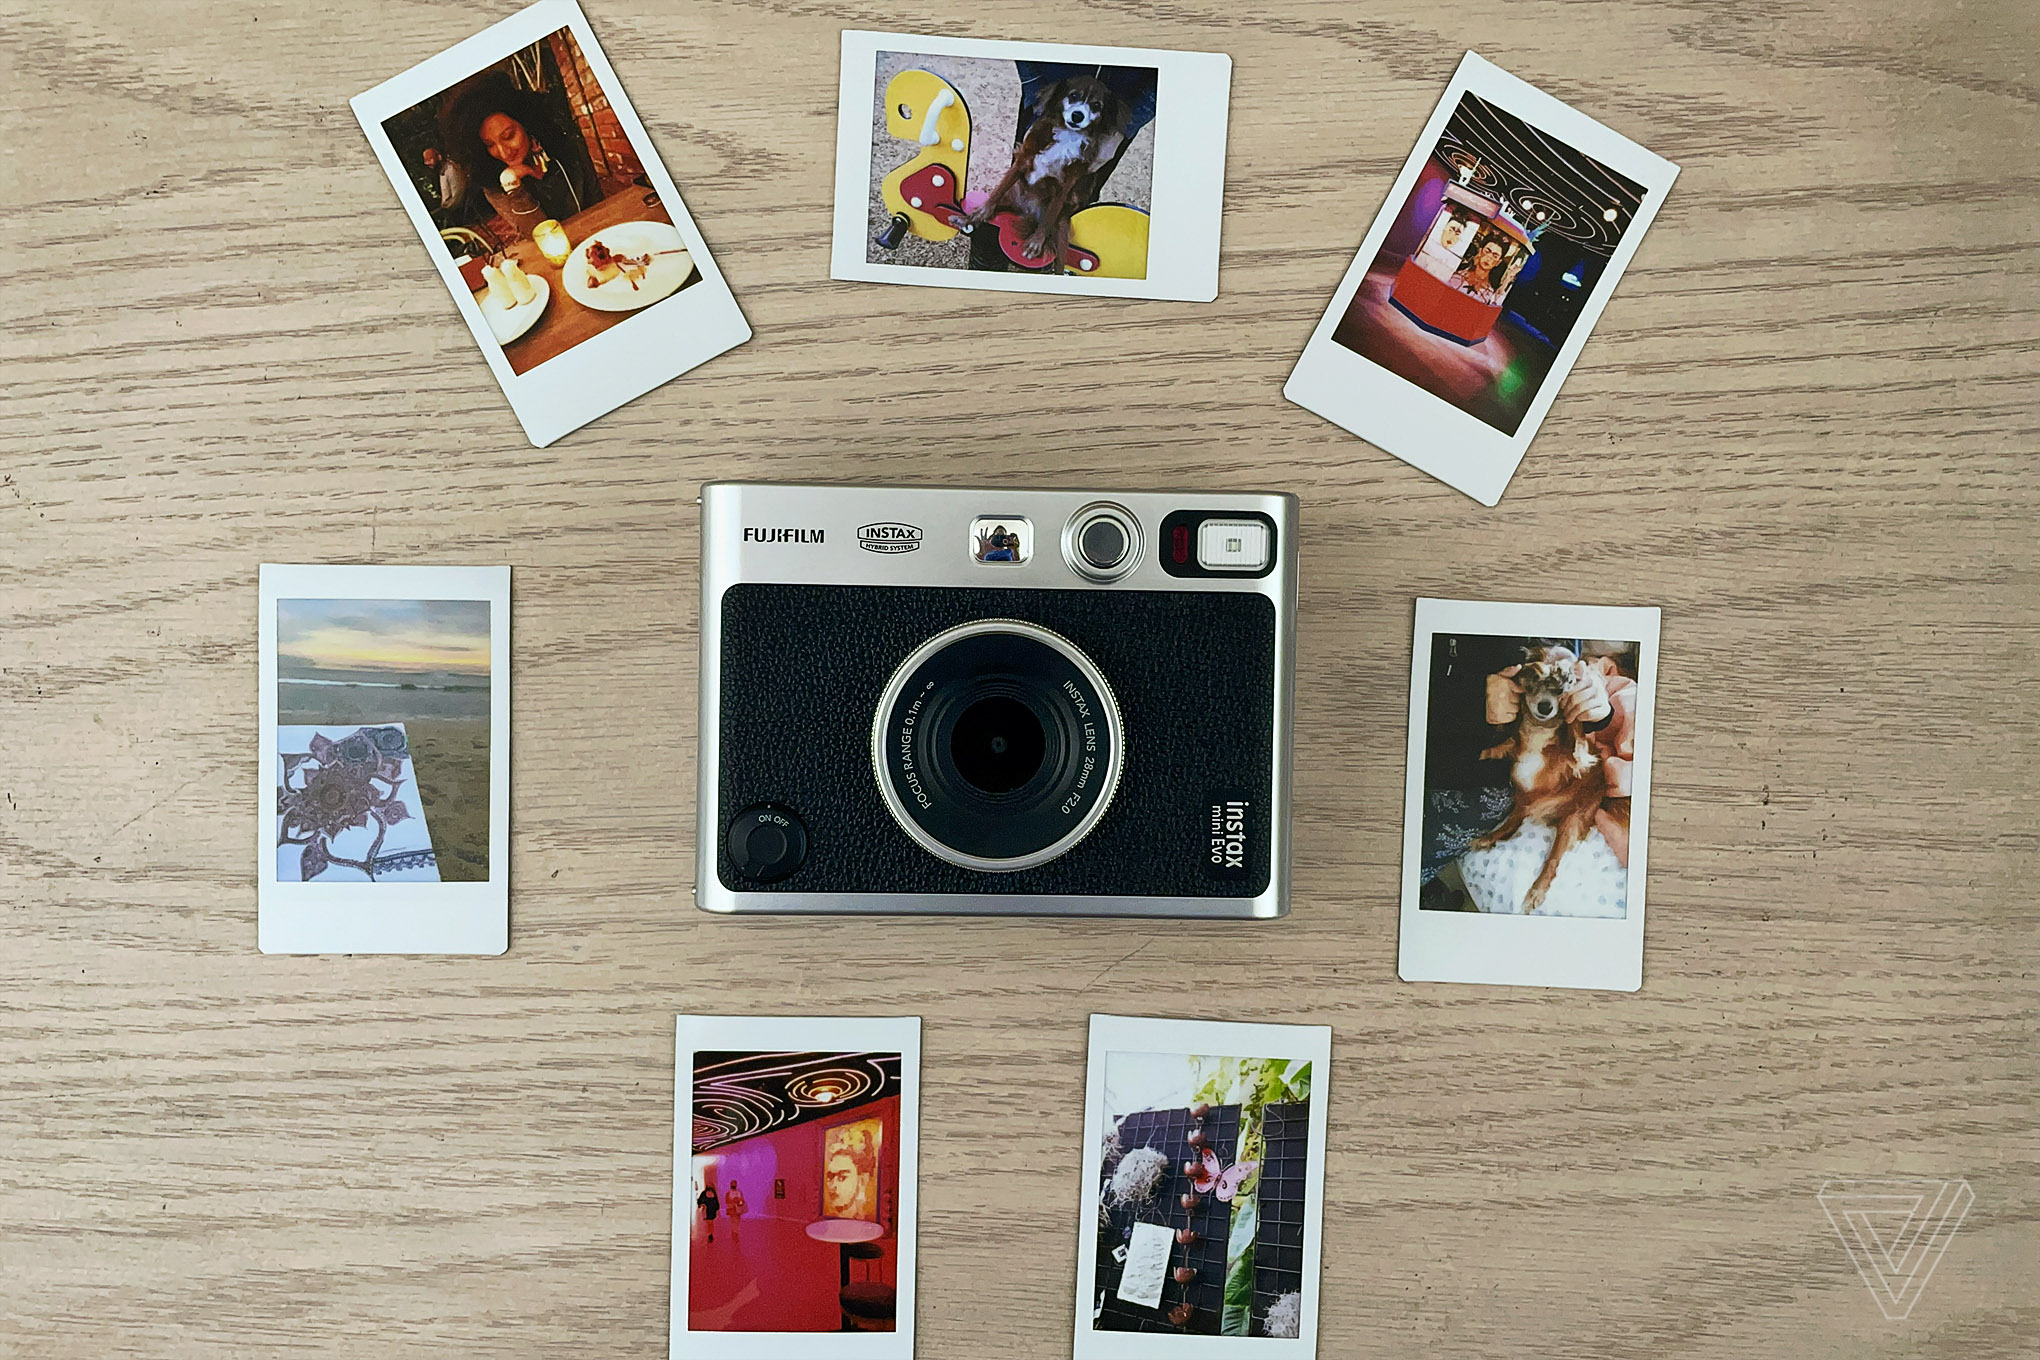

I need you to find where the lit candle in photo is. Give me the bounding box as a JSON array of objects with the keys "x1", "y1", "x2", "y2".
[{"x1": 532, "y1": 219, "x2": 572, "y2": 266}]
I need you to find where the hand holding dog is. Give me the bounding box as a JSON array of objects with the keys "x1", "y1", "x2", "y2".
[
  {"x1": 1486, "y1": 661, "x2": 1611, "y2": 725},
  {"x1": 1562, "y1": 664, "x2": 1612, "y2": 724},
  {"x1": 1485, "y1": 665, "x2": 1524, "y2": 724}
]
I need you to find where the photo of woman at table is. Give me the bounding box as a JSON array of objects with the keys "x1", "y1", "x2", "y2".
[{"x1": 376, "y1": 24, "x2": 708, "y2": 378}]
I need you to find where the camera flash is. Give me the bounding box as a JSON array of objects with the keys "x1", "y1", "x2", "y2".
[{"x1": 1195, "y1": 520, "x2": 1269, "y2": 571}]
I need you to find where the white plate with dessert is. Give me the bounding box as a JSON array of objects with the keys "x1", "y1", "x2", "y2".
[
  {"x1": 562, "y1": 221, "x2": 694, "y2": 312},
  {"x1": 477, "y1": 261, "x2": 550, "y2": 345}
]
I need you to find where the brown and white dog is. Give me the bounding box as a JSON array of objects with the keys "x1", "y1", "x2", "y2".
[
  {"x1": 970, "y1": 75, "x2": 1128, "y2": 268},
  {"x1": 1468, "y1": 646, "x2": 1629, "y2": 913}
]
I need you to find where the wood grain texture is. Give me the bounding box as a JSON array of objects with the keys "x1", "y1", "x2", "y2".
[{"x1": 2, "y1": 0, "x2": 2035, "y2": 1356}]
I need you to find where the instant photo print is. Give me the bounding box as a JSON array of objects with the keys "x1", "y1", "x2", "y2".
[
  {"x1": 351, "y1": 0, "x2": 749, "y2": 447},
  {"x1": 671, "y1": 1015, "x2": 922, "y2": 1359},
  {"x1": 1286, "y1": 52, "x2": 1678, "y2": 505},
  {"x1": 832, "y1": 31, "x2": 1231, "y2": 301},
  {"x1": 258, "y1": 565, "x2": 511, "y2": 954},
  {"x1": 1076, "y1": 1015, "x2": 1330, "y2": 1358},
  {"x1": 1398, "y1": 598, "x2": 1662, "y2": 991}
]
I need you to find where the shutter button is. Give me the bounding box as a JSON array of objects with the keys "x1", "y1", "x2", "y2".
[
  {"x1": 727, "y1": 804, "x2": 808, "y2": 883},
  {"x1": 1079, "y1": 517, "x2": 1128, "y2": 571},
  {"x1": 1062, "y1": 503, "x2": 1141, "y2": 581}
]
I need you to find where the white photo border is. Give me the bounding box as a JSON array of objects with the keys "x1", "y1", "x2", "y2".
[
  {"x1": 257, "y1": 564, "x2": 511, "y2": 954},
  {"x1": 1397, "y1": 598, "x2": 1663, "y2": 991},
  {"x1": 1074, "y1": 1014, "x2": 1332, "y2": 1359},
  {"x1": 670, "y1": 1015, "x2": 922, "y2": 1360},
  {"x1": 1284, "y1": 51, "x2": 1679, "y2": 505},
  {"x1": 830, "y1": 30, "x2": 1232, "y2": 302},
  {"x1": 349, "y1": 0, "x2": 750, "y2": 448}
]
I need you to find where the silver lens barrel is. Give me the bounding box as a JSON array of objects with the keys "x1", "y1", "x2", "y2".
[{"x1": 871, "y1": 619, "x2": 1125, "y2": 872}]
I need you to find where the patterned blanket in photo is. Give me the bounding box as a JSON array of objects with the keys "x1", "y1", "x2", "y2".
[{"x1": 276, "y1": 724, "x2": 439, "y2": 882}]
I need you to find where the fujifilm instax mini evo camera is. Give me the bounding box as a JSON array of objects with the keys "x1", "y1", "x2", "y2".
[{"x1": 695, "y1": 482, "x2": 1297, "y2": 917}]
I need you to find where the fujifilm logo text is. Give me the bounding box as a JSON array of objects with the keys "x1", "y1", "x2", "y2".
[{"x1": 743, "y1": 527, "x2": 825, "y2": 544}]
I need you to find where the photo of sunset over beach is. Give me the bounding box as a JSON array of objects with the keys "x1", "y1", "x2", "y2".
[{"x1": 278, "y1": 598, "x2": 493, "y2": 881}]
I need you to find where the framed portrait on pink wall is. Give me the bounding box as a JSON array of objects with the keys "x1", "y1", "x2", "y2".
[{"x1": 821, "y1": 1116, "x2": 884, "y2": 1223}]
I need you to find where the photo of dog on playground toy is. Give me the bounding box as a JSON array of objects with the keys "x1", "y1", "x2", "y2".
[{"x1": 866, "y1": 50, "x2": 1156, "y2": 280}]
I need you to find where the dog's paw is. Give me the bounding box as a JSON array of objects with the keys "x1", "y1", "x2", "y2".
[
  {"x1": 1520, "y1": 885, "x2": 1549, "y2": 914},
  {"x1": 1021, "y1": 234, "x2": 1052, "y2": 260}
]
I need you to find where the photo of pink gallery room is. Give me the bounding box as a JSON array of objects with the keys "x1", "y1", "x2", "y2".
[
  {"x1": 688, "y1": 1051, "x2": 903, "y2": 1333},
  {"x1": 1331, "y1": 92, "x2": 1646, "y2": 435}
]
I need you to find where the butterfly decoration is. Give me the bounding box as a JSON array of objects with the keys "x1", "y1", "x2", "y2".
[{"x1": 1186, "y1": 1147, "x2": 1257, "y2": 1202}]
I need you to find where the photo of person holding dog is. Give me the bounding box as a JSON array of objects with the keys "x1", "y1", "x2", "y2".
[
  {"x1": 865, "y1": 50, "x2": 1157, "y2": 279},
  {"x1": 1418, "y1": 632, "x2": 1641, "y2": 918}
]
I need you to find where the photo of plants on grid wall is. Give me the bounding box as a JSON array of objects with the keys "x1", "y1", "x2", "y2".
[{"x1": 1093, "y1": 1053, "x2": 1313, "y2": 1338}]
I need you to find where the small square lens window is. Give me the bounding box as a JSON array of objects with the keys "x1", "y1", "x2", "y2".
[{"x1": 970, "y1": 517, "x2": 1030, "y2": 565}]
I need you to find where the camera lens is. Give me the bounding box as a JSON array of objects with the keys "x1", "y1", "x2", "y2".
[
  {"x1": 950, "y1": 696, "x2": 1047, "y2": 793},
  {"x1": 872, "y1": 619, "x2": 1124, "y2": 872}
]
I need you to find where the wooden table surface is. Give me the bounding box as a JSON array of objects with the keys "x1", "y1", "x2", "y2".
[{"x1": 2, "y1": 1, "x2": 2034, "y2": 1357}]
